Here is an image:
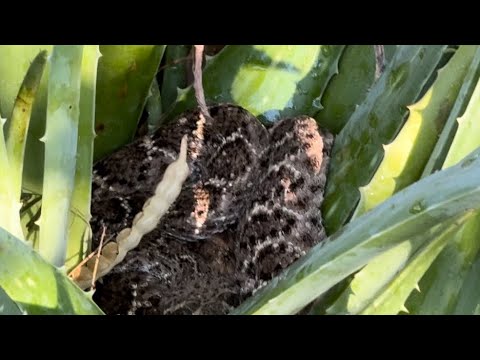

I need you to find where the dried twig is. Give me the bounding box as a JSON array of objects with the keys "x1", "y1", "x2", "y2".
[
  {"x1": 374, "y1": 45, "x2": 385, "y2": 80},
  {"x1": 91, "y1": 225, "x2": 106, "y2": 290},
  {"x1": 67, "y1": 231, "x2": 114, "y2": 279},
  {"x1": 193, "y1": 45, "x2": 210, "y2": 118}
]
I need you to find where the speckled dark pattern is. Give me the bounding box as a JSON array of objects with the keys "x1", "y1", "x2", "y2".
[{"x1": 91, "y1": 104, "x2": 334, "y2": 315}]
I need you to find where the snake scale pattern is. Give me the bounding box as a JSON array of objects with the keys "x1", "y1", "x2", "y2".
[{"x1": 90, "y1": 104, "x2": 334, "y2": 315}]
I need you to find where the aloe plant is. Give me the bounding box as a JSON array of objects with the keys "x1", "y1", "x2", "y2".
[
  {"x1": 3, "y1": 44, "x2": 480, "y2": 316},
  {"x1": 94, "y1": 45, "x2": 166, "y2": 160},
  {"x1": 66, "y1": 45, "x2": 101, "y2": 270},
  {"x1": 315, "y1": 45, "x2": 396, "y2": 134},
  {"x1": 354, "y1": 45, "x2": 477, "y2": 218},
  {"x1": 0, "y1": 286, "x2": 23, "y2": 315},
  {"x1": 453, "y1": 251, "x2": 480, "y2": 315},
  {"x1": 0, "y1": 45, "x2": 53, "y2": 195},
  {"x1": 0, "y1": 46, "x2": 104, "y2": 314},
  {"x1": 322, "y1": 45, "x2": 447, "y2": 234},
  {"x1": 146, "y1": 77, "x2": 162, "y2": 133},
  {"x1": 315, "y1": 46, "x2": 480, "y2": 316},
  {"x1": 421, "y1": 48, "x2": 480, "y2": 176},
  {"x1": 165, "y1": 45, "x2": 345, "y2": 124},
  {"x1": 360, "y1": 216, "x2": 469, "y2": 315},
  {"x1": 38, "y1": 45, "x2": 84, "y2": 268},
  {"x1": 0, "y1": 117, "x2": 23, "y2": 238},
  {"x1": 0, "y1": 45, "x2": 170, "y2": 313},
  {"x1": 5, "y1": 50, "x2": 47, "y2": 203},
  {"x1": 0, "y1": 226, "x2": 103, "y2": 314},
  {"x1": 404, "y1": 55, "x2": 480, "y2": 315},
  {"x1": 160, "y1": 45, "x2": 191, "y2": 113},
  {"x1": 0, "y1": 45, "x2": 166, "y2": 194},
  {"x1": 325, "y1": 235, "x2": 425, "y2": 315},
  {"x1": 321, "y1": 46, "x2": 480, "y2": 315}
]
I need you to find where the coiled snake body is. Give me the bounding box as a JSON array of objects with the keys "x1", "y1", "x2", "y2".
[{"x1": 91, "y1": 104, "x2": 334, "y2": 315}]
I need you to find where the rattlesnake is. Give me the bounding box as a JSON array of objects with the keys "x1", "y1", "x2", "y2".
[{"x1": 90, "y1": 104, "x2": 334, "y2": 315}]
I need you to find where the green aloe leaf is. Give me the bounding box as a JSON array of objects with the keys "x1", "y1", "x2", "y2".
[
  {"x1": 421, "y1": 48, "x2": 480, "y2": 176},
  {"x1": 160, "y1": 45, "x2": 191, "y2": 112},
  {"x1": 0, "y1": 45, "x2": 166, "y2": 193},
  {"x1": 406, "y1": 57, "x2": 480, "y2": 315},
  {"x1": 327, "y1": 46, "x2": 479, "y2": 316},
  {"x1": 38, "y1": 45, "x2": 84, "y2": 268},
  {"x1": 0, "y1": 285, "x2": 24, "y2": 315},
  {"x1": 0, "y1": 117, "x2": 23, "y2": 238},
  {"x1": 0, "y1": 45, "x2": 52, "y2": 195},
  {"x1": 360, "y1": 214, "x2": 470, "y2": 315},
  {"x1": 65, "y1": 45, "x2": 101, "y2": 271},
  {"x1": 316, "y1": 45, "x2": 396, "y2": 134},
  {"x1": 5, "y1": 50, "x2": 47, "y2": 202},
  {"x1": 453, "y1": 251, "x2": 480, "y2": 315},
  {"x1": 165, "y1": 45, "x2": 345, "y2": 124},
  {"x1": 94, "y1": 45, "x2": 166, "y2": 160},
  {"x1": 0, "y1": 226, "x2": 103, "y2": 314},
  {"x1": 326, "y1": 235, "x2": 425, "y2": 314},
  {"x1": 406, "y1": 215, "x2": 480, "y2": 314},
  {"x1": 354, "y1": 45, "x2": 477, "y2": 218},
  {"x1": 232, "y1": 145, "x2": 480, "y2": 315},
  {"x1": 146, "y1": 77, "x2": 162, "y2": 133},
  {"x1": 322, "y1": 45, "x2": 447, "y2": 235}
]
